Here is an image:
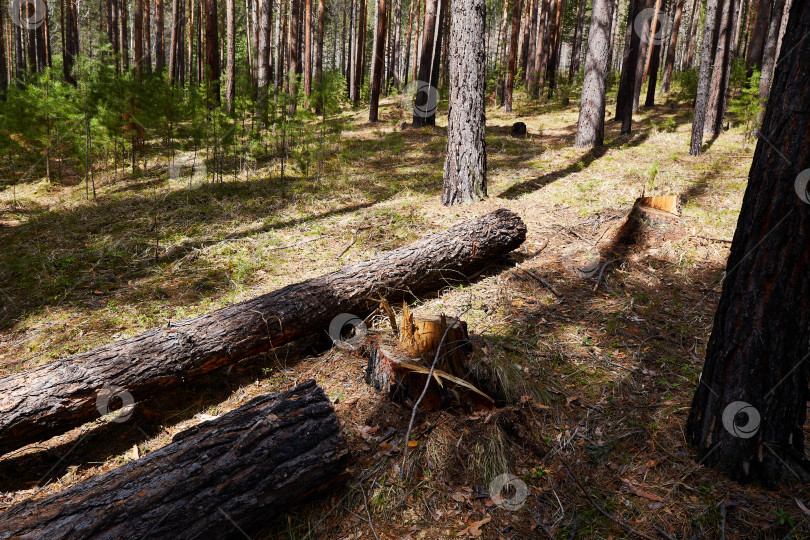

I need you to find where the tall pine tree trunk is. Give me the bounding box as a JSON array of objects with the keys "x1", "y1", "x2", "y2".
[
  {"x1": 155, "y1": 0, "x2": 166, "y2": 70},
  {"x1": 257, "y1": 0, "x2": 272, "y2": 103},
  {"x1": 206, "y1": 0, "x2": 220, "y2": 104},
  {"x1": 403, "y1": 0, "x2": 415, "y2": 84},
  {"x1": 569, "y1": 0, "x2": 587, "y2": 79},
  {"x1": 504, "y1": 0, "x2": 523, "y2": 112},
  {"x1": 442, "y1": 0, "x2": 487, "y2": 205},
  {"x1": 758, "y1": 0, "x2": 786, "y2": 105},
  {"x1": 120, "y1": 0, "x2": 130, "y2": 70},
  {"x1": 682, "y1": 0, "x2": 700, "y2": 69},
  {"x1": 351, "y1": 0, "x2": 365, "y2": 103},
  {"x1": 0, "y1": 6, "x2": 6, "y2": 97},
  {"x1": 304, "y1": 0, "x2": 312, "y2": 95},
  {"x1": 632, "y1": 0, "x2": 655, "y2": 110},
  {"x1": 370, "y1": 0, "x2": 387, "y2": 120},
  {"x1": 688, "y1": 0, "x2": 719, "y2": 155},
  {"x1": 545, "y1": 0, "x2": 564, "y2": 97},
  {"x1": 575, "y1": 0, "x2": 615, "y2": 147},
  {"x1": 525, "y1": 0, "x2": 539, "y2": 86},
  {"x1": 704, "y1": 0, "x2": 735, "y2": 135},
  {"x1": 644, "y1": 1, "x2": 665, "y2": 106},
  {"x1": 615, "y1": 0, "x2": 642, "y2": 132},
  {"x1": 64, "y1": 0, "x2": 79, "y2": 84},
  {"x1": 225, "y1": 0, "x2": 236, "y2": 111},
  {"x1": 745, "y1": 0, "x2": 770, "y2": 72},
  {"x1": 687, "y1": 0, "x2": 810, "y2": 486},
  {"x1": 412, "y1": 0, "x2": 439, "y2": 125},
  {"x1": 660, "y1": 0, "x2": 684, "y2": 92},
  {"x1": 314, "y1": 0, "x2": 325, "y2": 111},
  {"x1": 134, "y1": 0, "x2": 144, "y2": 75}
]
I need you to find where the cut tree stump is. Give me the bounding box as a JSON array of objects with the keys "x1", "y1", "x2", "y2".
[
  {"x1": 607, "y1": 195, "x2": 685, "y2": 257},
  {"x1": 366, "y1": 308, "x2": 490, "y2": 410},
  {"x1": 0, "y1": 209, "x2": 526, "y2": 456},
  {"x1": 0, "y1": 380, "x2": 350, "y2": 539}
]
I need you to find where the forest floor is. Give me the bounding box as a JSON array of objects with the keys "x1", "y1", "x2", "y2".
[{"x1": 1, "y1": 88, "x2": 808, "y2": 539}]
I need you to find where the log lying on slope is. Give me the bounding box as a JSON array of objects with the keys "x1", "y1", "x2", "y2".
[
  {"x1": 0, "y1": 380, "x2": 350, "y2": 539},
  {"x1": 0, "y1": 209, "x2": 526, "y2": 456}
]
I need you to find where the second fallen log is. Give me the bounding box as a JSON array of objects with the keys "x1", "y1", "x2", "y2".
[
  {"x1": 0, "y1": 380, "x2": 350, "y2": 539},
  {"x1": 0, "y1": 209, "x2": 526, "y2": 456}
]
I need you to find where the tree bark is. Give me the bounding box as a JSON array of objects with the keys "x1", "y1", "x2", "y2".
[
  {"x1": 155, "y1": 0, "x2": 166, "y2": 70},
  {"x1": 660, "y1": 0, "x2": 684, "y2": 92},
  {"x1": 704, "y1": 0, "x2": 735, "y2": 135},
  {"x1": 145, "y1": 0, "x2": 152, "y2": 72},
  {"x1": 682, "y1": 0, "x2": 700, "y2": 69},
  {"x1": 0, "y1": 210, "x2": 526, "y2": 457},
  {"x1": 504, "y1": 0, "x2": 523, "y2": 111},
  {"x1": 525, "y1": 0, "x2": 539, "y2": 86},
  {"x1": 0, "y1": 6, "x2": 6, "y2": 96},
  {"x1": 745, "y1": 0, "x2": 770, "y2": 72},
  {"x1": 351, "y1": 0, "x2": 365, "y2": 103},
  {"x1": 225, "y1": 0, "x2": 236, "y2": 111},
  {"x1": 304, "y1": 0, "x2": 312, "y2": 94},
  {"x1": 569, "y1": 0, "x2": 587, "y2": 79},
  {"x1": 314, "y1": 0, "x2": 326, "y2": 111},
  {"x1": 758, "y1": 0, "x2": 786, "y2": 105},
  {"x1": 120, "y1": 0, "x2": 130, "y2": 70},
  {"x1": 644, "y1": 1, "x2": 665, "y2": 106},
  {"x1": 0, "y1": 380, "x2": 351, "y2": 538},
  {"x1": 615, "y1": 0, "x2": 642, "y2": 132},
  {"x1": 688, "y1": 0, "x2": 719, "y2": 156},
  {"x1": 632, "y1": 0, "x2": 655, "y2": 110},
  {"x1": 370, "y1": 0, "x2": 388, "y2": 121},
  {"x1": 575, "y1": 0, "x2": 615, "y2": 147},
  {"x1": 531, "y1": 0, "x2": 550, "y2": 96},
  {"x1": 64, "y1": 0, "x2": 79, "y2": 84},
  {"x1": 687, "y1": 0, "x2": 810, "y2": 486},
  {"x1": 134, "y1": 0, "x2": 145, "y2": 75},
  {"x1": 205, "y1": 0, "x2": 221, "y2": 105},
  {"x1": 545, "y1": 0, "x2": 565, "y2": 97},
  {"x1": 257, "y1": 0, "x2": 272, "y2": 108},
  {"x1": 442, "y1": 0, "x2": 487, "y2": 205},
  {"x1": 412, "y1": 0, "x2": 439, "y2": 125},
  {"x1": 169, "y1": 0, "x2": 181, "y2": 83},
  {"x1": 403, "y1": 0, "x2": 416, "y2": 84}
]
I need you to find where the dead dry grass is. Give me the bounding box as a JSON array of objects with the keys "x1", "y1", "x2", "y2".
[{"x1": 0, "y1": 88, "x2": 808, "y2": 539}]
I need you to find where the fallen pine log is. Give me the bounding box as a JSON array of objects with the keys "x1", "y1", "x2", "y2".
[
  {"x1": 0, "y1": 380, "x2": 350, "y2": 539},
  {"x1": 0, "y1": 209, "x2": 526, "y2": 456}
]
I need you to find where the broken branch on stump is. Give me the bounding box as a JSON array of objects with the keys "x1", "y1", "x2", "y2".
[
  {"x1": 0, "y1": 209, "x2": 526, "y2": 457},
  {"x1": 0, "y1": 380, "x2": 350, "y2": 539}
]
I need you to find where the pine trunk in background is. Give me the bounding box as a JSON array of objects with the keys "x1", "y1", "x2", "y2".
[
  {"x1": 134, "y1": 0, "x2": 144, "y2": 75},
  {"x1": 145, "y1": 0, "x2": 152, "y2": 72},
  {"x1": 351, "y1": 0, "x2": 365, "y2": 103},
  {"x1": 276, "y1": 0, "x2": 286, "y2": 89},
  {"x1": 14, "y1": 2, "x2": 25, "y2": 84},
  {"x1": 156, "y1": 0, "x2": 166, "y2": 70},
  {"x1": 314, "y1": 0, "x2": 325, "y2": 111},
  {"x1": 496, "y1": 0, "x2": 510, "y2": 105},
  {"x1": 504, "y1": 0, "x2": 522, "y2": 112},
  {"x1": 257, "y1": 0, "x2": 271, "y2": 106},
  {"x1": 531, "y1": 0, "x2": 549, "y2": 95},
  {"x1": 745, "y1": 0, "x2": 770, "y2": 72},
  {"x1": 632, "y1": 0, "x2": 654, "y2": 110},
  {"x1": 518, "y1": 0, "x2": 531, "y2": 75},
  {"x1": 525, "y1": 0, "x2": 538, "y2": 87},
  {"x1": 704, "y1": 0, "x2": 733, "y2": 135},
  {"x1": 682, "y1": 0, "x2": 700, "y2": 69},
  {"x1": 370, "y1": 0, "x2": 388, "y2": 121},
  {"x1": 120, "y1": 0, "x2": 130, "y2": 69},
  {"x1": 427, "y1": 0, "x2": 447, "y2": 110},
  {"x1": 616, "y1": 0, "x2": 642, "y2": 132},
  {"x1": 392, "y1": 0, "x2": 402, "y2": 87},
  {"x1": 644, "y1": 1, "x2": 665, "y2": 106},
  {"x1": 225, "y1": 0, "x2": 236, "y2": 112},
  {"x1": 442, "y1": 0, "x2": 487, "y2": 205},
  {"x1": 569, "y1": 0, "x2": 587, "y2": 79},
  {"x1": 688, "y1": 0, "x2": 719, "y2": 155},
  {"x1": 758, "y1": 0, "x2": 786, "y2": 106},
  {"x1": 545, "y1": 0, "x2": 564, "y2": 97},
  {"x1": 169, "y1": 0, "x2": 181, "y2": 83},
  {"x1": 0, "y1": 7, "x2": 6, "y2": 96},
  {"x1": 575, "y1": 0, "x2": 615, "y2": 147},
  {"x1": 687, "y1": 0, "x2": 810, "y2": 486},
  {"x1": 206, "y1": 0, "x2": 220, "y2": 105},
  {"x1": 304, "y1": 0, "x2": 312, "y2": 95},
  {"x1": 64, "y1": 0, "x2": 78, "y2": 84},
  {"x1": 413, "y1": 0, "x2": 439, "y2": 125},
  {"x1": 660, "y1": 0, "x2": 684, "y2": 92},
  {"x1": 403, "y1": 0, "x2": 415, "y2": 84}
]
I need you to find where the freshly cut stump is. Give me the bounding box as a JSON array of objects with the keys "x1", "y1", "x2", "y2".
[
  {"x1": 0, "y1": 380, "x2": 349, "y2": 539},
  {"x1": 0, "y1": 209, "x2": 526, "y2": 456},
  {"x1": 608, "y1": 195, "x2": 685, "y2": 257}
]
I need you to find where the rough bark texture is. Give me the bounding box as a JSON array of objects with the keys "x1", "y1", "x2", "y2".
[
  {"x1": 575, "y1": 0, "x2": 615, "y2": 147},
  {"x1": 545, "y1": 0, "x2": 565, "y2": 97},
  {"x1": 525, "y1": 0, "x2": 539, "y2": 86},
  {"x1": 616, "y1": 0, "x2": 642, "y2": 132},
  {"x1": 569, "y1": 0, "x2": 587, "y2": 79},
  {"x1": 682, "y1": 0, "x2": 700, "y2": 69},
  {"x1": 370, "y1": 0, "x2": 388, "y2": 121},
  {"x1": 505, "y1": 0, "x2": 523, "y2": 111},
  {"x1": 632, "y1": 0, "x2": 655, "y2": 111},
  {"x1": 225, "y1": 0, "x2": 236, "y2": 111},
  {"x1": 758, "y1": 0, "x2": 786, "y2": 104},
  {"x1": 413, "y1": 0, "x2": 439, "y2": 125},
  {"x1": 442, "y1": 0, "x2": 487, "y2": 205},
  {"x1": 686, "y1": 0, "x2": 810, "y2": 486},
  {"x1": 644, "y1": 3, "x2": 664, "y2": 107},
  {"x1": 0, "y1": 210, "x2": 526, "y2": 456},
  {"x1": 660, "y1": 0, "x2": 684, "y2": 92},
  {"x1": 155, "y1": 0, "x2": 166, "y2": 71},
  {"x1": 257, "y1": 0, "x2": 272, "y2": 105},
  {"x1": 688, "y1": 0, "x2": 719, "y2": 156},
  {"x1": 745, "y1": 0, "x2": 770, "y2": 72},
  {"x1": 0, "y1": 380, "x2": 350, "y2": 538},
  {"x1": 704, "y1": 0, "x2": 734, "y2": 135}
]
